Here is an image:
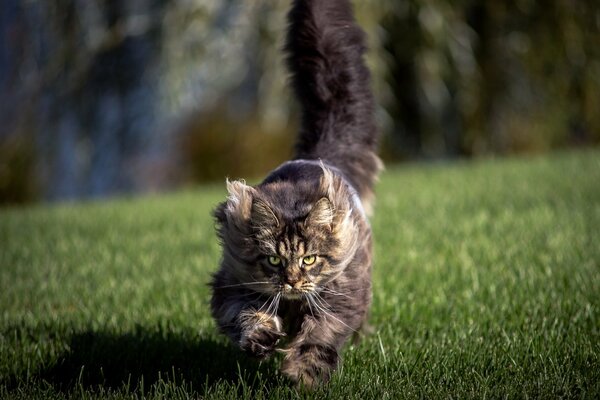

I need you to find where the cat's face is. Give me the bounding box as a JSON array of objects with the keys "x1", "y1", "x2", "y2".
[
  {"x1": 215, "y1": 170, "x2": 359, "y2": 300},
  {"x1": 250, "y1": 197, "x2": 341, "y2": 299}
]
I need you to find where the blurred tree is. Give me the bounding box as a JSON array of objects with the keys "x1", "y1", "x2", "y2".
[
  {"x1": 378, "y1": 0, "x2": 600, "y2": 158},
  {"x1": 1, "y1": 0, "x2": 598, "y2": 204},
  {"x1": 381, "y1": 1, "x2": 425, "y2": 159},
  {"x1": 1, "y1": 0, "x2": 171, "y2": 202}
]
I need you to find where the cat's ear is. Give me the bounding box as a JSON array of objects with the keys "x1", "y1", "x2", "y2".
[
  {"x1": 225, "y1": 179, "x2": 255, "y2": 220},
  {"x1": 318, "y1": 161, "x2": 335, "y2": 199},
  {"x1": 306, "y1": 197, "x2": 334, "y2": 229},
  {"x1": 318, "y1": 162, "x2": 350, "y2": 213},
  {"x1": 251, "y1": 200, "x2": 279, "y2": 228}
]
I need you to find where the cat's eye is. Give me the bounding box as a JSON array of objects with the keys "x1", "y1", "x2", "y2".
[
  {"x1": 268, "y1": 255, "x2": 282, "y2": 266},
  {"x1": 302, "y1": 255, "x2": 316, "y2": 265}
]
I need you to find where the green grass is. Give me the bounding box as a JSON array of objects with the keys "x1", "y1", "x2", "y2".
[{"x1": 1, "y1": 149, "x2": 599, "y2": 399}]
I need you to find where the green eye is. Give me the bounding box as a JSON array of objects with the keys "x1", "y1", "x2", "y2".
[
  {"x1": 303, "y1": 255, "x2": 316, "y2": 265},
  {"x1": 268, "y1": 256, "x2": 282, "y2": 266}
]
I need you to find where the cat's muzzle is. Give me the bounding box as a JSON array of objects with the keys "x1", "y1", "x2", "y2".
[{"x1": 282, "y1": 283, "x2": 306, "y2": 300}]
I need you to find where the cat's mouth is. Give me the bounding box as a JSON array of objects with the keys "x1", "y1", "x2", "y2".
[
  {"x1": 281, "y1": 283, "x2": 314, "y2": 300},
  {"x1": 283, "y1": 292, "x2": 303, "y2": 300}
]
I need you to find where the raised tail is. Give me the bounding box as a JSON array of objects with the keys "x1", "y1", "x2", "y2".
[{"x1": 285, "y1": 0, "x2": 382, "y2": 206}]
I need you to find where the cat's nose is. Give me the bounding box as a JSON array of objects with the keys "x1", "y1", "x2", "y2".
[{"x1": 284, "y1": 276, "x2": 300, "y2": 287}]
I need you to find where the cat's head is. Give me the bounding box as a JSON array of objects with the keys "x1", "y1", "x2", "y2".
[{"x1": 214, "y1": 166, "x2": 360, "y2": 299}]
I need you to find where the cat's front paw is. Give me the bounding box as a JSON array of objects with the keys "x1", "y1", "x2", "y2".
[
  {"x1": 238, "y1": 312, "x2": 285, "y2": 359},
  {"x1": 281, "y1": 344, "x2": 338, "y2": 389}
]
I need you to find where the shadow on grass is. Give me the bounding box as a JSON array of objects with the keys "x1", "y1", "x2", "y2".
[{"x1": 32, "y1": 327, "x2": 280, "y2": 394}]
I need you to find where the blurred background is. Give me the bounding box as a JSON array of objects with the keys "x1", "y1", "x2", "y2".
[{"x1": 1, "y1": 0, "x2": 599, "y2": 205}]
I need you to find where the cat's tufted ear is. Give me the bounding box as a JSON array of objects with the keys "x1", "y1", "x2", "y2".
[
  {"x1": 318, "y1": 162, "x2": 350, "y2": 213},
  {"x1": 318, "y1": 161, "x2": 335, "y2": 199},
  {"x1": 306, "y1": 197, "x2": 334, "y2": 229},
  {"x1": 225, "y1": 179, "x2": 255, "y2": 220},
  {"x1": 251, "y1": 200, "x2": 279, "y2": 228}
]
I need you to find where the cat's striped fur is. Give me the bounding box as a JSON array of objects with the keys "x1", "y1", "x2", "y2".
[{"x1": 210, "y1": 0, "x2": 381, "y2": 387}]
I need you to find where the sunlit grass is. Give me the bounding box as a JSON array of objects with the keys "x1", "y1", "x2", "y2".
[{"x1": 1, "y1": 149, "x2": 599, "y2": 399}]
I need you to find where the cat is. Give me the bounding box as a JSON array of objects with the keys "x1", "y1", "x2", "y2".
[{"x1": 210, "y1": 0, "x2": 381, "y2": 388}]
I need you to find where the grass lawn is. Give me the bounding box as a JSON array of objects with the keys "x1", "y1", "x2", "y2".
[{"x1": 1, "y1": 149, "x2": 599, "y2": 399}]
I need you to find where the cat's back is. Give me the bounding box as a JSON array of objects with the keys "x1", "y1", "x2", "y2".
[
  {"x1": 260, "y1": 159, "x2": 367, "y2": 222},
  {"x1": 262, "y1": 160, "x2": 324, "y2": 187}
]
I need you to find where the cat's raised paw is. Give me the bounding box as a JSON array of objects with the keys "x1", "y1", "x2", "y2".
[
  {"x1": 238, "y1": 311, "x2": 285, "y2": 359},
  {"x1": 239, "y1": 324, "x2": 286, "y2": 359}
]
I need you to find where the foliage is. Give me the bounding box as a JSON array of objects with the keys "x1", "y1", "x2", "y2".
[
  {"x1": 376, "y1": 0, "x2": 600, "y2": 158},
  {"x1": 0, "y1": 134, "x2": 37, "y2": 205},
  {"x1": 176, "y1": 103, "x2": 295, "y2": 183},
  {"x1": 1, "y1": 149, "x2": 599, "y2": 399},
  {"x1": 1, "y1": 0, "x2": 599, "y2": 202}
]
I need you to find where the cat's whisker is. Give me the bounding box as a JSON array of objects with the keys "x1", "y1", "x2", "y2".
[
  {"x1": 306, "y1": 293, "x2": 332, "y2": 321},
  {"x1": 256, "y1": 292, "x2": 281, "y2": 324},
  {"x1": 309, "y1": 292, "x2": 359, "y2": 334},
  {"x1": 303, "y1": 292, "x2": 316, "y2": 319},
  {"x1": 313, "y1": 292, "x2": 337, "y2": 312},
  {"x1": 314, "y1": 303, "x2": 358, "y2": 335},
  {"x1": 226, "y1": 292, "x2": 265, "y2": 303},
  {"x1": 256, "y1": 294, "x2": 274, "y2": 315},
  {"x1": 265, "y1": 292, "x2": 281, "y2": 318},
  {"x1": 250, "y1": 273, "x2": 278, "y2": 286},
  {"x1": 321, "y1": 287, "x2": 370, "y2": 295},
  {"x1": 319, "y1": 287, "x2": 354, "y2": 299},
  {"x1": 273, "y1": 292, "x2": 282, "y2": 319},
  {"x1": 302, "y1": 284, "x2": 316, "y2": 293},
  {"x1": 214, "y1": 281, "x2": 272, "y2": 289}
]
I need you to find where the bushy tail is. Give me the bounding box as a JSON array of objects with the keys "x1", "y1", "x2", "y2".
[{"x1": 286, "y1": 0, "x2": 382, "y2": 204}]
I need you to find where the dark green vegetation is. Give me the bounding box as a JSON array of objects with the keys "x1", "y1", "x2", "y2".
[
  {"x1": 4, "y1": 1, "x2": 600, "y2": 204},
  {"x1": 1, "y1": 150, "x2": 599, "y2": 399}
]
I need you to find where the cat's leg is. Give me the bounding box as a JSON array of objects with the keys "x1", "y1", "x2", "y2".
[
  {"x1": 237, "y1": 306, "x2": 285, "y2": 358},
  {"x1": 211, "y1": 289, "x2": 285, "y2": 359},
  {"x1": 280, "y1": 306, "x2": 360, "y2": 388}
]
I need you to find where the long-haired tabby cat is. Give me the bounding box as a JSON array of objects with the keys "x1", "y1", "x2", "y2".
[{"x1": 210, "y1": 0, "x2": 381, "y2": 388}]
